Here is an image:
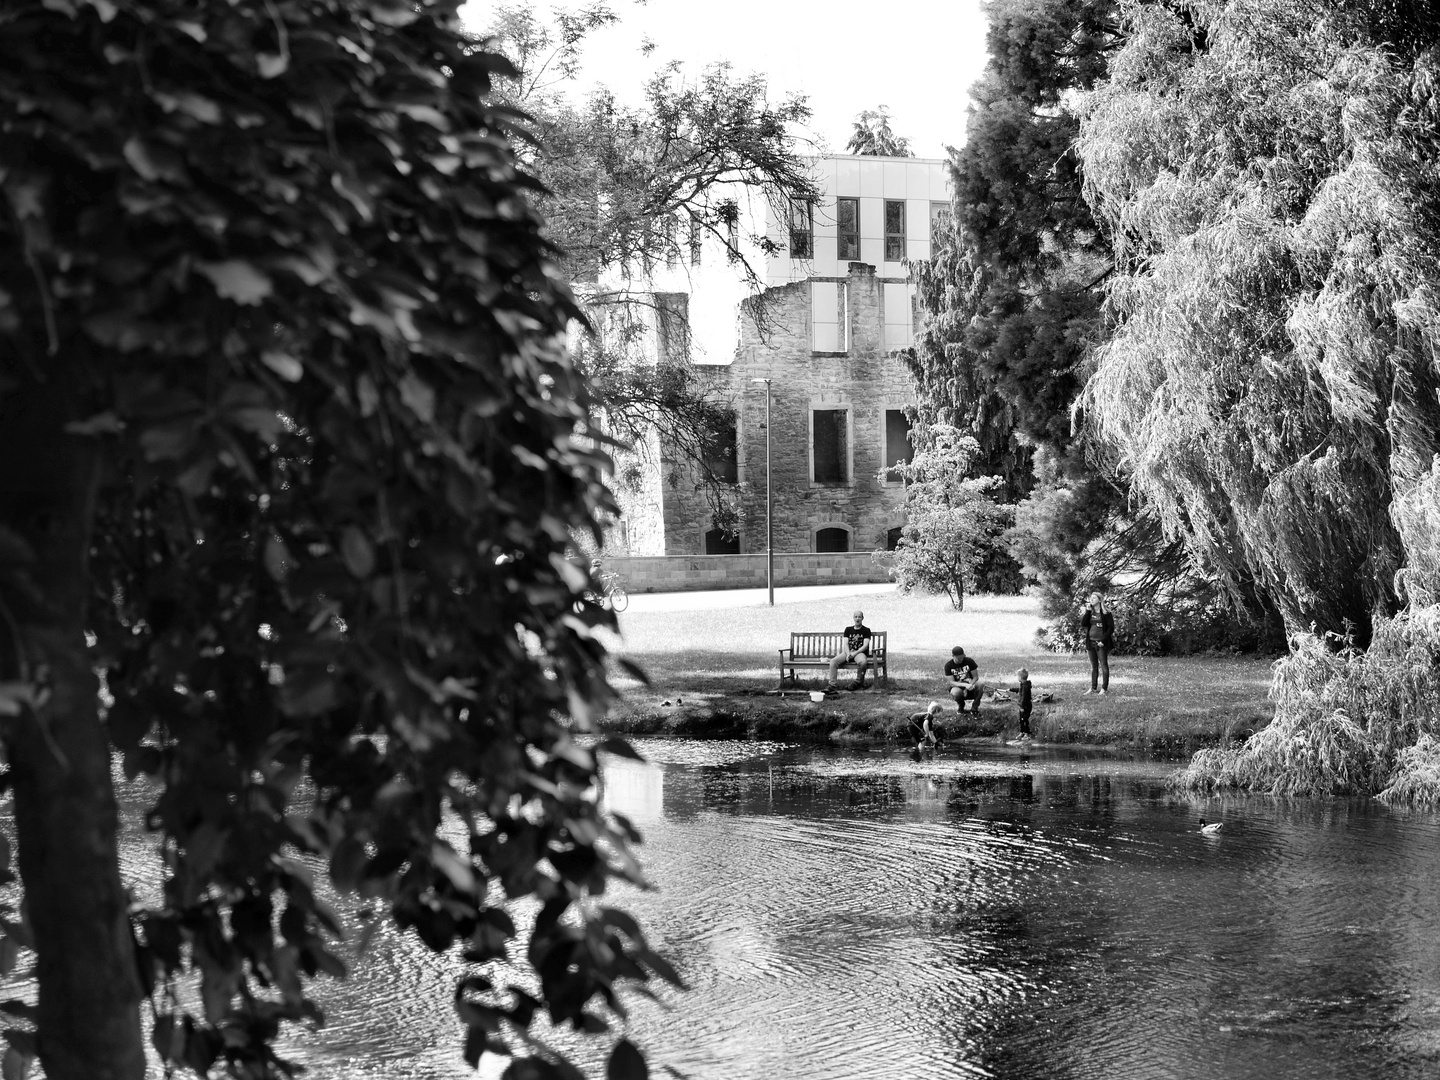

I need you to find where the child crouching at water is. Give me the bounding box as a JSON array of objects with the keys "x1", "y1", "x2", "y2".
[
  {"x1": 1017, "y1": 668, "x2": 1033, "y2": 740},
  {"x1": 908, "y1": 701, "x2": 944, "y2": 751}
]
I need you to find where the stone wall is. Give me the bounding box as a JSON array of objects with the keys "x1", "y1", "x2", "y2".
[
  {"x1": 602, "y1": 552, "x2": 894, "y2": 593},
  {"x1": 606, "y1": 425, "x2": 667, "y2": 556},
  {"x1": 654, "y1": 262, "x2": 916, "y2": 556}
]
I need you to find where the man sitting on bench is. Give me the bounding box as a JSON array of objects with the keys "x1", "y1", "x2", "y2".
[{"x1": 827, "y1": 610, "x2": 873, "y2": 691}]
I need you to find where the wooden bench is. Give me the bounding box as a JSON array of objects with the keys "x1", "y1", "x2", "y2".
[{"x1": 778, "y1": 631, "x2": 888, "y2": 686}]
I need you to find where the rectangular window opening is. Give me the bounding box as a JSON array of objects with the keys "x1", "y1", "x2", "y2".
[
  {"x1": 812, "y1": 409, "x2": 848, "y2": 484},
  {"x1": 705, "y1": 527, "x2": 740, "y2": 555},
  {"x1": 884, "y1": 410, "x2": 915, "y2": 482},
  {"x1": 702, "y1": 412, "x2": 738, "y2": 484},
  {"x1": 837, "y1": 197, "x2": 860, "y2": 262},
  {"x1": 884, "y1": 200, "x2": 906, "y2": 262},
  {"x1": 789, "y1": 200, "x2": 814, "y2": 259}
]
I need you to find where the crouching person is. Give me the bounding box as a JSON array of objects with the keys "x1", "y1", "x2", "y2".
[
  {"x1": 945, "y1": 646, "x2": 983, "y2": 713},
  {"x1": 908, "y1": 701, "x2": 944, "y2": 751}
]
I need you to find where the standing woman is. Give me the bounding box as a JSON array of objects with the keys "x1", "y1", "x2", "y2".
[{"x1": 1081, "y1": 592, "x2": 1115, "y2": 695}]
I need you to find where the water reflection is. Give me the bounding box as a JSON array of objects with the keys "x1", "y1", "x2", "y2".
[
  {"x1": 589, "y1": 742, "x2": 1440, "y2": 1080},
  {"x1": 9, "y1": 741, "x2": 1438, "y2": 1079}
]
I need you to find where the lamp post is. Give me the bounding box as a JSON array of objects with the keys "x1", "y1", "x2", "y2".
[{"x1": 751, "y1": 377, "x2": 773, "y2": 606}]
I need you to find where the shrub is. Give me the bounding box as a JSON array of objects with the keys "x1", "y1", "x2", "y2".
[
  {"x1": 1174, "y1": 606, "x2": 1440, "y2": 801},
  {"x1": 1038, "y1": 586, "x2": 1285, "y2": 655}
]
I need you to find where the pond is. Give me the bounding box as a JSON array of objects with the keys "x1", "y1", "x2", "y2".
[{"x1": 297, "y1": 739, "x2": 1440, "y2": 1080}]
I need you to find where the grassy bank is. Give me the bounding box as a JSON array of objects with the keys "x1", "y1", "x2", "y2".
[{"x1": 598, "y1": 591, "x2": 1276, "y2": 755}]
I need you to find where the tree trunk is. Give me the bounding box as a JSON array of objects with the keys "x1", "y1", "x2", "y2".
[{"x1": 0, "y1": 371, "x2": 146, "y2": 1079}]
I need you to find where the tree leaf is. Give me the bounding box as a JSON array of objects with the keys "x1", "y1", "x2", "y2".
[
  {"x1": 278, "y1": 670, "x2": 339, "y2": 719},
  {"x1": 261, "y1": 350, "x2": 304, "y2": 382},
  {"x1": 615, "y1": 659, "x2": 650, "y2": 686},
  {"x1": 122, "y1": 137, "x2": 185, "y2": 182},
  {"x1": 341, "y1": 526, "x2": 376, "y2": 578},
  {"x1": 0, "y1": 1031, "x2": 33, "y2": 1059},
  {"x1": 594, "y1": 737, "x2": 644, "y2": 761},
  {"x1": 606, "y1": 1039, "x2": 648, "y2": 1080},
  {"x1": 153, "y1": 90, "x2": 220, "y2": 123},
  {"x1": 196, "y1": 260, "x2": 273, "y2": 305},
  {"x1": 138, "y1": 419, "x2": 199, "y2": 462},
  {"x1": 183, "y1": 822, "x2": 227, "y2": 880},
  {"x1": 63, "y1": 411, "x2": 125, "y2": 436},
  {"x1": 1, "y1": 1046, "x2": 28, "y2": 1080},
  {"x1": 398, "y1": 373, "x2": 435, "y2": 423},
  {"x1": 150, "y1": 1013, "x2": 182, "y2": 1062},
  {"x1": 0, "y1": 938, "x2": 19, "y2": 977},
  {"x1": 263, "y1": 536, "x2": 293, "y2": 582}
]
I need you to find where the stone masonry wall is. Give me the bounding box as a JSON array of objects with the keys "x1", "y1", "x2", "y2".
[
  {"x1": 656, "y1": 262, "x2": 915, "y2": 556},
  {"x1": 601, "y1": 552, "x2": 894, "y2": 592}
]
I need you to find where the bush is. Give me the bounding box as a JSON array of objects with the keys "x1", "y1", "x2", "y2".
[
  {"x1": 878, "y1": 425, "x2": 1013, "y2": 611},
  {"x1": 1173, "y1": 606, "x2": 1440, "y2": 801},
  {"x1": 1377, "y1": 735, "x2": 1440, "y2": 807},
  {"x1": 1037, "y1": 587, "x2": 1285, "y2": 656}
]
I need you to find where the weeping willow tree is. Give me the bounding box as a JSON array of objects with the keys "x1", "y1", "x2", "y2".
[
  {"x1": 1077, "y1": 0, "x2": 1440, "y2": 644},
  {"x1": 1079, "y1": 0, "x2": 1440, "y2": 797}
]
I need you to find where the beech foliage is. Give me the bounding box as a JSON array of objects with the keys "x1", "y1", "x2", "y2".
[{"x1": 0, "y1": 1, "x2": 672, "y2": 1077}]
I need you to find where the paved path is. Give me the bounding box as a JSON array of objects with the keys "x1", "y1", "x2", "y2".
[{"x1": 621, "y1": 581, "x2": 898, "y2": 613}]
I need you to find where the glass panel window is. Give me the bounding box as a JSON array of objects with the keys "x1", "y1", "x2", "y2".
[
  {"x1": 812, "y1": 409, "x2": 848, "y2": 483},
  {"x1": 884, "y1": 410, "x2": 915, "y2": 482},
  {"x1": 884, "y1": 200, "x2": 906, "y2": 261},
  {"x1": 816, "y1": 527, "x2": 849, "y2": 553},
  {"x1": 886, "y1": 526, "x2": 903, "y2": 551},
  {"x1": 789, "y1": 200, "x2": 814, "y2": 259},
  {"x1": 836, "y1": 197, "x2": 860, "y2": 262}
]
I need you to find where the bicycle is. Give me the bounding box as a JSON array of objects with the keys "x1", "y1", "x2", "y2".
[{"x1": 584, "y1": 569, "x2": 628, "y2": 612}]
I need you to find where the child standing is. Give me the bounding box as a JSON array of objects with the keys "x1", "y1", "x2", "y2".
[{"x1": 1016, "y1": 668, "x2": 1033, "y2": 739}]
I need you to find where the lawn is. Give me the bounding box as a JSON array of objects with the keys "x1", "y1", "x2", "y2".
[{"x1": 598, "y1": 590, "x2": 1279, "y2": 754}]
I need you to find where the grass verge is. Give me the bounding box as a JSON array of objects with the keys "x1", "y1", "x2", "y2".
[{"x1": 598, "y1": 591, "x2": 1275, "y2": 756}]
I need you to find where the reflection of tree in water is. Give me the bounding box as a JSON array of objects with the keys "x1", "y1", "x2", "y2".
[
  {"x1": 630, "y1": 753, "x2": 1440, "y2": 1080},
  {"x1": 960, "y1": 788, "x2": 1440, "y2": 1080},
  {"x1": 926, "y1": 771, "x2": 1159, "y2": 1080}
]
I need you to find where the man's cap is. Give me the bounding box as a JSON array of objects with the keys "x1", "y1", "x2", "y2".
[{"x1": 951, "y1": 646, "x2": 964, "y2": 655}]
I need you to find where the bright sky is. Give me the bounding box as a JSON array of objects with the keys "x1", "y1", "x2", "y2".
[{"x1": 462, "y1": 0, "x2": 993, "y2": 159}]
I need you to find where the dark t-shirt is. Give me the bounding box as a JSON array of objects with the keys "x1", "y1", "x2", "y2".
[
  {"x1": 945, "y1": 657, "x2": 977, "y2": 685},
  {"x1": 844, "y1": 624, "x2": 872, "y2": 652},
  {"x1": 1018, "y1": 679, "x2": 1033, "y2": 713},
  {"x1": 908, "y1": 711, "x2": 941, "y2": 742},
  {"x1": 1082, "y1": 609, "x2": 1115, "y2": 647}
]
